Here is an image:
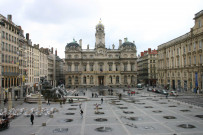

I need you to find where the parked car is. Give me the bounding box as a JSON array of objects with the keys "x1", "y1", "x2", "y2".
[
  {"x1": 152, "y1": 88, "x2": 156, "y2": 92},
  {"x1": 161, "y1": 90, "x2": 168, "y2": 95},
  {"x1": 170, "y1": 91, "x2": 178, "y2": 96},
  {"x1": 155, "y1": 89, "x2": 161, "y2": 93},
  {"x1": 147, "y1": 88, "x2": 153, "y2": 92}
]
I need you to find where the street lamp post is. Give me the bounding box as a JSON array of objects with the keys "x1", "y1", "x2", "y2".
[{"x1": 38, "y1": 82, "x2": 42, "y2": 113}]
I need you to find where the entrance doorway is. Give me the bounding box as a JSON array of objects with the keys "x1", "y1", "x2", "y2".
[
  {"x1": 172, "y1": 80, "x2": 175, "y2": 90},
  {"x1": 98, "y1": 76, "x2": 104, "y2": 85}
]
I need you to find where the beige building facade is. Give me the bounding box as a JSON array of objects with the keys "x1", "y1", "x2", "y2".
[
  {"x1": 0, "y1": 14, "x2": 21, "y2": 99},
  {"x1": 157, "y1": 10, "x2": 203, "y2": 92},
  {"x1": 65, "y1": 21, "x2": 137, "y2": 88}
]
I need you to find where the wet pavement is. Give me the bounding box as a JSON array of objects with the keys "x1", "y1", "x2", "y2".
[{"x1": 1, "y1": 88, "x2": 203, "y2": 135}]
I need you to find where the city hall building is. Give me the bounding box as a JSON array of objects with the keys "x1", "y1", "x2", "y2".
[{"x1": 65, "y1": 21, "x2": 137, "y2": 88}]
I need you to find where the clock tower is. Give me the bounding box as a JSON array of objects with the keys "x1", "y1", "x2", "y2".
[{"x1": 95, "y1": 19, "x2": 105, "y2": 49}]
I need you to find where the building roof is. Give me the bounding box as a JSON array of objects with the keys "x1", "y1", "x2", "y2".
[{"x1": 66, "y1": 39, "x2": 80, "y2": 48}]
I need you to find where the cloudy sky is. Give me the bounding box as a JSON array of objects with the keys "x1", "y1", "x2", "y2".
[{"x1": 0, "y1": 0, "x2": 202, "y2": 58}]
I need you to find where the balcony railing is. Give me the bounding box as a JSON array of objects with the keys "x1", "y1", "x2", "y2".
[{"x1": 2, "y1": 72, "x2": 20, "y2": 76}]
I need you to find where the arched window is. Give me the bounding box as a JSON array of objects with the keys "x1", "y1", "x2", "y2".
[
  {"x1": 83, "y1": 76, "x2": 86, "y2": 84},
  {"x1": 116, "y1": 76, "x2": 119, "y2": 84}
]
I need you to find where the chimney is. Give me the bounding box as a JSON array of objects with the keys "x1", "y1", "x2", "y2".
[
  {"x1": 51, "y1": 47, "x2": 53, "y2": 54},
  {"x1": 79, "y1": 39, "x2": 82, "y2": 47},
  {"x1": 141, "y1": 52, "x2": 144, "y2": 57},
  {"x1": 26, "y1": 33, "x2": 29, "y2": 40},
  {"x1": 124, "y1": 37, "x2": 128, "y2": 42},
  {"x1": 119, "y1": 39, "x2": 122, "y2": 47},
  {"x1": 55, "y1": 49, "x2": 57, "y2": 56},
  {"x1": 148, "y1": 48, "x2": 151, "y2": 53},
  {"x1": 7, "y1": 15, "x2": 12, "y2": 21}
]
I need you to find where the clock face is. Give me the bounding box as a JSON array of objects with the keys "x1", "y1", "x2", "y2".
[{"x1": 99, "y1": 50, "x2": 102, "y2": 54}]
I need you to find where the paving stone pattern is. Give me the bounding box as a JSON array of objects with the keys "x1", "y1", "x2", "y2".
[{"x1": 1, "y1": 89, "x2": 203, "y2": 135}]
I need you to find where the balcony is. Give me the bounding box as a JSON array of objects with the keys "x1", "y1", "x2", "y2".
[{"x1": 2, "y1": 72, "x2": 20, "y2": 76}]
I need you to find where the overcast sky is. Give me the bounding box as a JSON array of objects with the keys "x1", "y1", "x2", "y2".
[{"x1": 0, "y1": 0, "x2": 202, "y2": 58}]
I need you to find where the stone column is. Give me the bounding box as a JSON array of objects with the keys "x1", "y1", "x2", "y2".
[
  {"x1": 112, "y1": 62, "x2": 115, "y2": 71},
  {"x1": 128, "y1": 61, "x2": 130, "y2": 71},
  {"x1": 87, "y1": 62, "x2": 89, "y2": 71}
]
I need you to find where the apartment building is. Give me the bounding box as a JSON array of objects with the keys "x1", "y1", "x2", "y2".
[
  {"x1": 157, "y1": 10, "x2": 203, "y2": 92},
  {"x1": 47, "y1": 48, "x2": 56, "y2": 87},
  {"x1": 0, "y1": 14, "x2": 21, "y2": 99},
  {"x1": 137, "y1": 48, "x2": 158, "y2": 86}
]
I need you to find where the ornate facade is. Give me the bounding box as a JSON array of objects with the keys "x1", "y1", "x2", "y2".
[
  {"x1": 65, "y1": 21, "x2": 137, "y2": 88},
  {"x1": 157, "y1": 10, "x2": 203, "y2": 92}
]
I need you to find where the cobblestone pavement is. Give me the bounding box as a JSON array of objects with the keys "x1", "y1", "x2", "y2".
[{"x1": 1, "y1": 88, "x2": 203, "y2": 135}]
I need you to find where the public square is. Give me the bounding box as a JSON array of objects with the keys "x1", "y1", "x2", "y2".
[{"x1": 1, "y1": 88, "x2": 203, "y2": 135}]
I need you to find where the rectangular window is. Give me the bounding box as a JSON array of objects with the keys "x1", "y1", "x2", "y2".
[
  {"x1": 109, "y1": 65, "x2": 112, "y2": 71},
  {"x1": 2, "y1": 54, "x2": 4, "y2": 63},
  {"x1": 90, "y1": 65, "x2": 94, "y2": 71},
  {"x1": 68, "y1": 65, "x2": 71, "y2": 71},
  {"x1": 194, "y1": 42, "x2": 196, "y2": 50},
  {"x1": 172, "y1": 59, "x2": 174, "y2": 67},
  {"x1": 6, "y1": 33, "x2": 8, "y2": 40},
  {"x1": 100, "y1": 65, "x2": 103, "y2": 72},
  {"x1": 188, "y1": 45, "x2": 191, "y2": 51},
  {"x1": 5, "y1": 55, "x2": 7, "y2": 63},
  {"x1": 75, "y1": 65, "x2": 78, "y2": 71},
  {"x1": 2, "y1": 42, "x2": 4, "y2": 50},
  {"x1": 184, "y1": 57, "x2": 186, "y2": 66},
  {"x1": 194, "y1": 56, "x2": 196, "y2": 65},
  {"x1": 189, "y1": 56, "x2": 191, "y2": 65},
  {"x1": 2, "y1": 31, "x2": 5, "y2": 38},
  {"x1": 183, "y1": 46, "x2": 185, "y2": 53},
  {"x1": 199, "y1": 20, "x2": 202, "y2": 28},
  {"x1": 131, "y1": 64, "x2": 134, "y2": 71},
  {"x1": 199, "y1": 40, "x2": 202, "y2": 49},
  {"x1": 116, "y1": 65, "x2": 119, "y2": 71},
  {"x1": 200, "y1": 55, "x2": 202, "y2": 64},
  {"x1": 83, "y1": 65, "x2": 86, "y2": 71},
  {"x1": 124, "y1": 64, "x2": 127, "y2": 71}
]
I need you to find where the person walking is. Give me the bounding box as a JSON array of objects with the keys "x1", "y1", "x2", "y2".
[
  {"x1": 166, "y1": 93, "x2": 168, "y2": 99},
  {"x1": 101, "y1": 97, "x2": 103, "y2": 104},
  {"x1": 79, "y1": 103, "x2": 82, "y2": 109},
  {"x1": 30, "y1": 113, "x2": 34, "y2": 125},
  {"x1": 80, "y1": 109, "x2": 83, "y2": 119},
  {"x1": 95, "y1": 103, "x2": 99, "y2": 113}
]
